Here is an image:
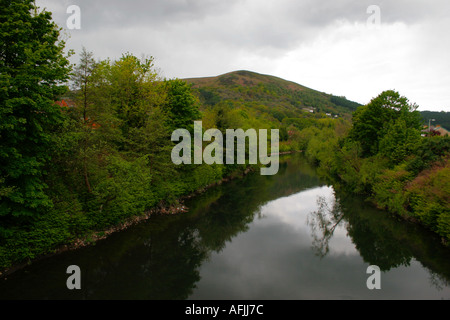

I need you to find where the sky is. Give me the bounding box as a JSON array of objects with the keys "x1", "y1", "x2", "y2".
[{"x1": 35, "y1": 0, "x2": 450, "y2": 112}]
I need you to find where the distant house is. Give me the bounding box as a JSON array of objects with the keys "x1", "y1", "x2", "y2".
[
  {"x1": 434, "y1": 125, "x2": 450, "y2": 137},
  {"x1": 422, "y1": 125, "x2": 450, "y2": 137}
]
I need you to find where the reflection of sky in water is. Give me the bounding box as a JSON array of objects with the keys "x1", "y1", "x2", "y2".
[
  {"x1": 257, "y1": 186, "x2": 357, "y2": 257},
  {"x1": 190, "y1": 186, "x2": 450, "y2": 300}
]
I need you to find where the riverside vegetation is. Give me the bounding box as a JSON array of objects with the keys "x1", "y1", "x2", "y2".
[
  {"x1": 0, "y1": 1, "x2": 449, "y2": 272},
  {"x1": 304, "y1": 91, "x2": 450, "y2": 245}
]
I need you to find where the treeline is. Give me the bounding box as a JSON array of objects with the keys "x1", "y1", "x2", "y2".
[{"x1": 303, "y1": 90, "x2": 450, "y2": 243}]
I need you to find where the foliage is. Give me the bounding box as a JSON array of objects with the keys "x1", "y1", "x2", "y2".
[
  {"x1": 163, "y1": 79, "x2": 201, "y2": 132},
  {"x1": 330, "y1": 95, "x2": 360, "y2": 112},
  {"x1": 305, "y1": 90, "x2": 450, "y2": 243},
  {"x1": 378, "y1": 119, "x2": 422, "y2": 164},
  {"x1": 348, "y1": 90, "x2": 422, "y2": 157},
  {"x1": 371, "y1": 163, "x2": 413, "y2": 216},
  {"x1": 187, "y1": 70, "x2": 360, "y2": 119},
  {"x1": 0, "y1": 0, "x2": 72, "y2": 222},
  {"x1": 406, "y1": 159, "x2": 450, "y2": 237}
]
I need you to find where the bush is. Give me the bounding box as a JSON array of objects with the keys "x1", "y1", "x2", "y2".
[
  {"x1": 406, "y1": 159, "x2": 450, "y2": 239},
  {"x1": 371, "y1": 163, "x2": 413, "y2": 216},
  {"x1": 88, "y1": 155, "x2": 155, "y2": 228}
]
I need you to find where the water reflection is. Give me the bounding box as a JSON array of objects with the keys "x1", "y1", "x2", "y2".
[
  {"x1": 306, "y1": 186, "x2": 450, "y2": 292},
  {"x1": 307, "y1": 192, "x2": 346, "y2": 258},
  {"x1": 0, "y1": 155, "x2": 449, "y2": 299}
]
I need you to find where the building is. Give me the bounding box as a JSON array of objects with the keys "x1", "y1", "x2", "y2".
[
  {"x1": 434, "y1": 125, "x2": 450, "y2": 137},
  {"x1": 422, "y1": 125, "x2": 450, "y2": 137}
]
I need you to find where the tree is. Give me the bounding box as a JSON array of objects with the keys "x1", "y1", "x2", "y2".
[
  {"x1": 107, "y1": 53, "x2": 161, "y2": 131},
  {"x1": 378, "y1": 118, "x2": 422, "y2": 163},
  {"x1": 71, "y1": 47, "x2": 96, "y2": 124},
  {"x1": 0, "y1": 0, "x2": 72, "y2": 219},
  {"x1": 348, "y1": 90, "x2": 422, "y2": 158},
  {"x1": 163, "y1": 79, "x2": 201, "y2": 132},
  {"x1": 70, "y1": 47, "x2": 97, "y2": 193}
]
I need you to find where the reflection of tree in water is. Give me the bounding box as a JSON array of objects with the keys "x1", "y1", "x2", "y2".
[
  {"x1": 307, "y1": 191, "x2": 414, "y2": 269},
  {"x1": 307, "y1": 195, "x2": 345, "y2": 258},
  {"x1": 79, "y1": 220, "x2": 210, "y2": 300},
  {"x1": 194, "y1": 155, "x2": 324, "y2": 254},
  {"x1": 307, "y1": 189, "x2": 450, "y2": 289}
]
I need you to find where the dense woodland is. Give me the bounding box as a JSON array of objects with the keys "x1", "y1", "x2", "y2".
[{"x1": 0, "y1": 1, "x2": 449, "y2": 271}]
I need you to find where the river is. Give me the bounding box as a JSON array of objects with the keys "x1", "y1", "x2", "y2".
[{"x1": 0, "y1": 154, "x2": 449, "y2": 300}]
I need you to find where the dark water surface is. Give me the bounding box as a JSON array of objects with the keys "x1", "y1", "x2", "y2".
[{"x1": 1, "y1": 155, "x2": 449, "y2": 300}]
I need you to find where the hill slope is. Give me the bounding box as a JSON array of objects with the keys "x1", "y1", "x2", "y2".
[{"x1": 184, "y1": 70, "x2": 362, "y2": 119}]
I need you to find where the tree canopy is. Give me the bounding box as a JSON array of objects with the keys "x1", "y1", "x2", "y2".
[
  {"x1": 348, "y1": 90, "x2": 422, "y2": 158},
  {"x1": 0, "y1": 0, "x2": 72, "y2": 219}
]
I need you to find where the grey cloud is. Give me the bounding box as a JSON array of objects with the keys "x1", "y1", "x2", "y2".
[
  {"x1": 47, "y1": 0, "x2": 243, "y2": 29},
  {"x1": 40, "y1": 0, "x2": 450, "y2": 31},
  {"x1": 38, "y1": 0, "x2": 450, "y2": 54}
]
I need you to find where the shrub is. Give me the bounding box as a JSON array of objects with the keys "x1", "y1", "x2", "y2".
[{"x1": 406, "y1": 159, "x2": 450, "y2": 240}]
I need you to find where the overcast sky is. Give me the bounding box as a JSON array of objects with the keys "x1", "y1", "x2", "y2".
[{"x1": 36, "y1": 0, "x2": 450, "y2": 112}]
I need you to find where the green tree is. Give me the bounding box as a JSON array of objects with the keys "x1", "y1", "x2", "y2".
[
  {"x1": 70, "y1": 47, "x2": 98, "y2": 193},
  {"x1": 0, "y1": 0, "x2": 72, "y2": 219},
  {"x1": 279, "y1": 126, "x2": 289, "y2": 142},
  {"x1": 348, "y1": 90, "x2": 421, "y2": 158},
  {"x1": 378, "y1": 118, "x2": 422, "y2": 164},
  {"x1": 71, "y1": 47, "x2": 96, "y2": 124},
  {"x1": 163, "y1": 79, "x2": 201, "y2": 132},
  {"x1": 107, "y1": 53, "x2": 161, "y2": 132}
]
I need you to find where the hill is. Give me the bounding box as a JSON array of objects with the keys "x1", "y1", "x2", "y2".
[
  {"x1": 184, "y1": 70, "x2": 362, "y2": 121},
  {"x1": 420, "y1": 110, "x2": 450, "y2": 130}
]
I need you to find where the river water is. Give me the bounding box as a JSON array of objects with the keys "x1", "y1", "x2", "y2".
[{"x1": 0, "y1": 154, "x2": 449, "y2": 300}]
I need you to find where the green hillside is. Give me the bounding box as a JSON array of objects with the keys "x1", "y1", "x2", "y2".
[{"x1": 184, "y1": 70, "x2": 361, "y2": 120}]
